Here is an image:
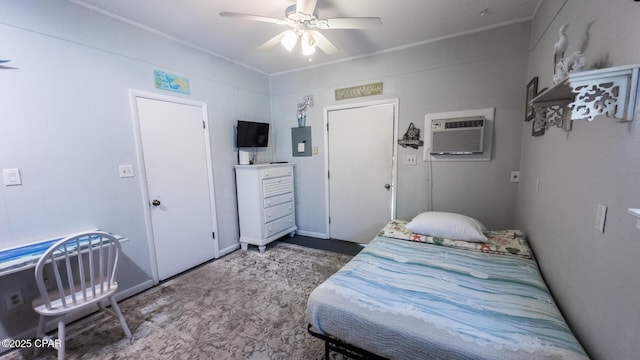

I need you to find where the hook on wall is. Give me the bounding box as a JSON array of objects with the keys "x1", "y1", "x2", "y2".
[{"x1": 0, "y1": 59, "x2": 18, "y2": 70}]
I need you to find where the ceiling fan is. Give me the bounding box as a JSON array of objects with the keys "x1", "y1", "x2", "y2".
[{"x1": 219, "y1": 0, "x2": 382, "y2": 56}]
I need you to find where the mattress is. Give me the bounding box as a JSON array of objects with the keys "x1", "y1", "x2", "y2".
[{"x1": 306, "y1": 221, "x2": 589, "y2": 360}]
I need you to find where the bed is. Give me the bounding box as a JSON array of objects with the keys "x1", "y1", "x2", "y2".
[{"x1": 306, "y1": 218, "x2": 589, "y2": 360}]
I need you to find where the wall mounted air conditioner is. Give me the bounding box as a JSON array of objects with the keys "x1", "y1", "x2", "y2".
[{"x1": 429, "y1": 117, "x2": 485, "y2": 154}]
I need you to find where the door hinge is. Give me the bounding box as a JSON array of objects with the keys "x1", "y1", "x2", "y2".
[
  {"x1": 327, "y1": 171, "x2": 330, "y2": 179},
  {"x1": 212, "y1": 232, "x2": 215, "y2": 239},
  {"x1": 326, "y1": 123, "x2": 329, "y2": 131},
  {"x1": 329, "y1": 216, "x2": 331, "y2": 224},
  {"x1": 203, "y1": 121, "x2": 206, "y2": 129}
]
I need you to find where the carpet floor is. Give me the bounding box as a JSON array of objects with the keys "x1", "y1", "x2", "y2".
[{"x1": 3, "y1": 242, "x2": 352, "y2": 360}]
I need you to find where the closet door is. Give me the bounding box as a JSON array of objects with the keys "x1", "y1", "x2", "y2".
[
  {"x1": 134, "y1": 94, "x2": 218, "y2": 281},
  {"x1": 327, "y1": 102, "x2": 396, "y2": 243}
]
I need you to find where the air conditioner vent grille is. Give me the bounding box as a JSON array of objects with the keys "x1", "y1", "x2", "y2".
[
  {"x1": 444, "y1": 119, "x2": 484, "y2": 129},
  {"x1": 430, "y1": 117, "x2": 485, "y2": 154}
]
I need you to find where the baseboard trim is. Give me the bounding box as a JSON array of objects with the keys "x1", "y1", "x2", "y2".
[
  {"x1": 218, "y1": 243, "x2": 240, "y2": 257},
  {"x1": 117, "y1": 279, "x2": 154, "y2": 300},
  {"x1": 296, "y1": 230, "x2": 329, "y2": 239}
]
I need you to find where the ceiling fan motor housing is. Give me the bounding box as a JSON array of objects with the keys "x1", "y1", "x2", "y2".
[{"x1": 285, "y1": 4, "x2": 317, "y2": 22}]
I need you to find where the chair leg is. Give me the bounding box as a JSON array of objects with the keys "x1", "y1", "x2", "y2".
[
  {"x1": 109, "y1": 296, "x2": 132, "y2": 340},
  {"x1": 34, "y1": 315, "x2": 46, "y2": 357},
  {"x1": 57, "y1": 319, "x2": 65, "y2": 360}
]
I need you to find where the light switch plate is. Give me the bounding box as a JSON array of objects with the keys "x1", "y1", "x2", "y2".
[
  {"x1": 595, "y1": 204, "x2": 607, "y2": 233},
  {"x1": 2, "y1": 168, "x2": 22, "y2": 186}
]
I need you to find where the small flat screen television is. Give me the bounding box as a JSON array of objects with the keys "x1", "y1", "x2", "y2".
[{"x1": 236, "y1": 120, "x2": 270, "y2": 148}]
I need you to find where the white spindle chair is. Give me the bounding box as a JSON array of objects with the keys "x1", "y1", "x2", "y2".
[{"x1": 32, "y1": 231, "x2": 132, "y2": 359}]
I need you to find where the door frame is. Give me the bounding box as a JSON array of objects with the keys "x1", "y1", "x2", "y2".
[
  {"x1": 128, "y1": 89, "x2": 219, "y2": 284},
  {"x1": 323, "y1": 98, "x2": 399, "y2": 238}
]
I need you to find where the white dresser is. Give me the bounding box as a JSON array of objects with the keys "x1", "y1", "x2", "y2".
[{"x1": 235, "y1": 163, "x2": 297, "y2": 252}]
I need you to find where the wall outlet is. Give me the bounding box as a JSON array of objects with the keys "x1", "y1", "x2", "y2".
[
  {"x1": 510, "y1": 170, "x2": 520, "y2": 183},
  {"x1": 405, "y1": 154, "x2": 417, "y2": 166},
  {"x1": 4, "y1": 288, "x2": 24, "y2": 310},
  {"x1": 118, "y1": 164, "x2": 134, "y2": 178},
  {"x1": 595, "y1": 204, "x2": 607, "y2": 233}
]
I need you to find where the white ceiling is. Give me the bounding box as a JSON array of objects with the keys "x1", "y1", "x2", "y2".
[{"x1": 70, "y1": 0, "x2": 541, "y2": 75}]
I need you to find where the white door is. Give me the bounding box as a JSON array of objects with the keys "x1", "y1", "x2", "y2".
[
  {"x1": 135, "y1": 95, "x2": 218, "y2": 281},
  {"x1": 327, "y1": 101, "x2": 397, "y2": 243}
]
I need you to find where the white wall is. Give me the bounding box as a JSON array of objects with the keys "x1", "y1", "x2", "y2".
[
  {"x1": 269, "y1": 21, "x2": 531, "y2": 236},
  {"x1": 517, "y1": 1, "x2": 640, "y2": 359},
  {"x1": 0, "y1": 0, "x2": 269, "y2": 340}
]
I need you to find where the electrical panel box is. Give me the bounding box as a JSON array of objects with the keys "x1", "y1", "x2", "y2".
[{"x1": 291, "y1": 127, "x2": 312, "y2": 157}]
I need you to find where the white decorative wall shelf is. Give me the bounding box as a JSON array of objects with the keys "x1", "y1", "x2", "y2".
[{"x1": 530, "y1": 64, "x2": 640, "y2": 131}]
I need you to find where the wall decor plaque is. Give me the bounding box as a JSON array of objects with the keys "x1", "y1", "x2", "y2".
[
  {"x1": 154, "y1": 70, "x2": 190, "y2": 94},
  {"x1": 335, "y1": 82, "x2": 383, "y2": 100}
]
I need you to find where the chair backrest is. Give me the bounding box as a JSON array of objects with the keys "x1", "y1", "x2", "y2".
[{"x1": 34, "y1": 231, "x2": 121, "y2": 311}]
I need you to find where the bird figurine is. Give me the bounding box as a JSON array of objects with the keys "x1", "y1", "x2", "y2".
[{"x1": 554, "y1": 24, "x2": 569, "y2": 74}]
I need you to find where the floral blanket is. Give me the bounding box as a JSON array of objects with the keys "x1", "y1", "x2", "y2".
[{"x1": 378, "y1": 219, "x2": 533, "y2": 259}]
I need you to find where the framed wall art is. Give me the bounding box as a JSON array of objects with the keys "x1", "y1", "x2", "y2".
[
  {"x1": 532, "y1": 117, "x2": 545, "y2": 137},
  {"x1": 525, "y1": 76, "x2": 538, "y2": 121}
]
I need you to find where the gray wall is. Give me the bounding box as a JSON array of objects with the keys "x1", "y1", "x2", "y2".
[
  {"x1": 269, "y1": 21, "x2": 531, "y2": 237},
  {"x1": 5, "y1": 1, "x2": 637, "y2": 358},
  {"x1": 517, "y1": 1, "x2": 640, "y2": 359},
  {"x1": 0, "y1": 0, "x2": 269, "y2": 341}
]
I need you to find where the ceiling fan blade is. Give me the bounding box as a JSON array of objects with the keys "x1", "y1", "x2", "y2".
[
  {"x1": 219, "y1": 12, "x2": 287, "y2": 25},
  {"x1": 312, "y1": 31, "x2": 338, "y2": 55},
  {"x1": 320, "y1": 17, "x2": 382, "y2": 29},
  {"x1": 258, "y1": 31, "x2": 289, "y2": 50},
  {"x1": 296, "y1": 0, "x2": 318, "y2": 16}
]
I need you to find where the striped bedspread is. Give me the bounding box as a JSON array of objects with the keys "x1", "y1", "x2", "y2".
[{"x1": 307, "y1": 233, "x2": 589, "y2": 359}]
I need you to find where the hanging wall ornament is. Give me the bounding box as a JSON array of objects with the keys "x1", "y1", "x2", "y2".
[
  {"x1": 297, "y1": 94, "x2": 314, "y2": 127},
  {"x1": 398, "y1": 122, "x2": 424, "y2": 149}
]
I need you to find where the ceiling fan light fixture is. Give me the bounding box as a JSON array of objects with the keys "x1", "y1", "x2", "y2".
[
  {"x1": 301, "y1": 31, "x2": 317, "y2": 56},
  {"x1": 280, "y1": 30, "x2": 298, "y2": 52}
]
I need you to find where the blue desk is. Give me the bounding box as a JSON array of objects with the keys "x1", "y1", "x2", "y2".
[{"x1": 0, "y1": 230, "x2": 127, "y2": 277}]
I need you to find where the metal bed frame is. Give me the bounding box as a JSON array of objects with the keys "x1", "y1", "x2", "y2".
[{"x1": 308, "y1": 324, "x2": 388, "y2": 360}]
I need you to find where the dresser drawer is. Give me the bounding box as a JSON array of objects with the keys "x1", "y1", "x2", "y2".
[
  {"x1": 264, "y1": 192, "x2": 294, "y2": 208},
  {"x1": 261, "y1": 167, "x2": 292, "y2": 179},
  {"x1": 265, "y1": 214, "x2": 295, "y2": 237},
  {"x1": 263, "y1": 176, "x2": 293, "y2": 197},
  {"x1": 264, "y1": 202, "x2": 293, "y2": 222}
]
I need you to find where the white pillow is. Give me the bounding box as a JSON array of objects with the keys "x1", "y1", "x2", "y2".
[{"x1": 404, "y1": 211, "x2": 488, "y2": 243}]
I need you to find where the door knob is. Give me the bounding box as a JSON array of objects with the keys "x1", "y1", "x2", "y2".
[
  {"x1": 384, "y1": 184, "x2": 391, "y2": 190},
  {"x1": 151, "y1": 199, "x2": 161, "y2": 207}
]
